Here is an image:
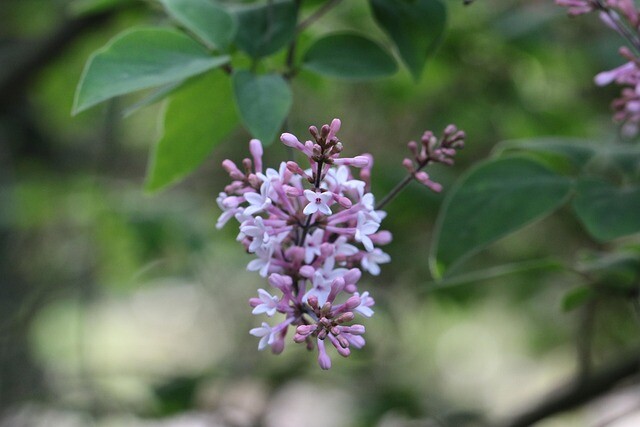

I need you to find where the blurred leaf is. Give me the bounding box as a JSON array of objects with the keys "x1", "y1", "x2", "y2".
[
  {"x1": 598, "y1": 144, "x2": 640, "y2": 177},
  {"x1": 73, "y1": 28, "x2": 230, "y2": 114},
  {"x1": 232, "y1": 70, "x2": 292, "y2": 144},
  {"x1": 233, "y1": 0, "x2": 297, "y2": 58},
  {"x1": 494, "y1": 138, "x2": 597, "y2": 173},
  {"x1": 576, "y1": 250, "x2": 640, "y2": 291},
  {"x1": 145, "y1": 71, "x2": 238, "y2": 192},
  {"x1": 430, "y1": 157, "x2": 573, "y2": 277},
  {"x1": 160, "y1": 0, "x2": 237, "y2": 51},
  {"x1": 68, "y1": 0, "x2": 134, "y2": 16},
  {"x1": 369, "y1": 0, "x2": 446, "y2": 81},
  {"x1": 424, "y1": 258, "x2": 563, "y2": 291},
  {"x1": 562, "y1": 286, "x2": 595, "y2": 312},
  {"x1": 572, "y1": 178, "x2": 640, "y2": 241},
  {"x1": 302, "y1": 33, "x2": 398, "y2": 80},
  {"x1": 122, "y1": 80, "x2": 185, "y2": 117}
]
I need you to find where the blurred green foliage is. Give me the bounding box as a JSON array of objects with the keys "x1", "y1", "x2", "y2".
[{"x1": 1, "y1": 0, "x2": 639, "y2": 426}]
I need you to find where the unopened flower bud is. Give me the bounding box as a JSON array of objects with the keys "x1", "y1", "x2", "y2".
[
  {"x1": 370, "y1": 231, "x2": 393, "y2": 245},
  {"x1": 249, "y1": 139, "x2": 263, "y2": 172},
  {"x1": 344, "y1": 295, "x2": 361, "y2": 310},
  {"x1": 307, "y1": 296, "x2": 319, "y2": 310},
  {"x1": 320, "y1": 124, "x2": 330, "y2": 138},
  {"x1": 299, "y1": 265, "x2": 315, "y2": 278},
  {"x1": 336, "y1": 195, "x2": 352, "y2": 209},
  {"x1": 284, "y1": 185, "x2": 301, "y2": 197},
  {"x1": 222, "y1": 159, "x2": 245, "y2": 180},
  {"x1": 402, "y1": 158, "x2": 415, "y2": 172},
  {"x1": 335, "y1": 311, "x2": 355, "y2": 324}
]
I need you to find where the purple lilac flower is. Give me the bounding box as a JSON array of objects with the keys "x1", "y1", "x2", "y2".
[
  {"x1": 557, "y1": 0, "x2": 640, "y2": 136},
  {"x1": 218, "y1": 119, "x2": 391, "y2": 369}
]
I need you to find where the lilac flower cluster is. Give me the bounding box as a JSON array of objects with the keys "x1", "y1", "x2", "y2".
[
  {"x1": 557, "y1": 0, "x2": 640, "y2": 136},
  {"x1": 216, "y1": 119, "x2": 389, "y2": 369},
  {"x1": 403, "y1": 125, "x2": 466, "y2": 193}
]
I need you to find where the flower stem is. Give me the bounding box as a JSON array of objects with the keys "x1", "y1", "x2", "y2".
[{"x1": 297, "y1": 0, "x2": 343, "y2": 33}]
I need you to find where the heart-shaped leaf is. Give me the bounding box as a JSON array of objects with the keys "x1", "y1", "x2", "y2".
[
  {"x1": 233, "y1": 0, "x2": 297, "y2": 58},
  {"x1": 369, "y1": 0, "x2": 446, "y2": 81},
  {"x1": 430, "y1": 157, "x2": 573, "y2": 277},
  {"x1": 302, "y1": 33, "x2": 398, "y2": 80},
  {"x1": 73, "y1": 28, "x2": 229, "y2": 114},
  {"x1": 232, "y1": 70, "x2": 292, "y2": 145},
  {"x1": 160, "y1": 0, "x2": 237, "y2": 51},
  {"x1": 572, "y1": 178, "x2": 640, "y2": 241},
  {"x1": 145, "y1": 70, "x2": 238, "y2": 192}
]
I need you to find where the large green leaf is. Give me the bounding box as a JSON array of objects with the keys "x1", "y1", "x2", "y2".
[
  {"x1": 232, "y1": 70, "x2": 292, "y2": 145},
  {"x1": 302, "y1": 33, "x2": 398, "y2": 80},
  {"x1": 495, "y1": 138, "x2": 597, "y2": 173},
  {"x1": 145, "y1": 71, "x2": 238, "y2": 192},
  {"x1": 369, "y1": 0, "x2": 446, "y2": 81},
  {"x1": 160, "y1": 0, "x2": 237, "y2": 51},
  {"x1": 430, "y1": 157, "x2": 573, "y2": 277},
  {"x1": 73, "y1": 28, "x2": 229, "y2": 114},
  {"x1": 572, "y1": 178, "x2": 640, "y2": 241},
  {"x1": 233, "y1": 0, "x2": 297, "y2": 58}
]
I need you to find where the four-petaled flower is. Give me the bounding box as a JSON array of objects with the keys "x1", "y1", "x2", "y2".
[{"x1": 303, "y1": 190, "x2": 333, "y2": 216}]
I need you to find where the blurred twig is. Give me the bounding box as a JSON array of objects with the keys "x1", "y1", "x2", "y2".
[{"x1": 497, "y1": 347, "x2": 640, "y2": 427}]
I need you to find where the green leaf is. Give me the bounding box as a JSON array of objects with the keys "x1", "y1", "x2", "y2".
[
  {"x1": 232, "y1": 70, "x2": 292, "y2": 145},
  {"x1": 122, "y1": 80, "x2": 185, "y2": 117},
  {"x1": 576, "y1": 251, "x2": 640, "y2": 290},
  {"x1": 572, "y1": 178, "x2": 640, "y2": 241},
  {"x1": 561, "y1": 286, "x2": 595, "y2": 312},
  {"x1": 73, "y1": 28, "x2": 230, "y2": 114},
  {"x1": 145, "y1": 71, "x2": 238, "y2": 192},
  {"x1": 494, "y1": 138, "x2": 597, "y2": 173},
  {"x1": 430, "y1": 157, "x2": 573, "y2": 277},
  {"x1": 369, "y1": 0, "x2": 446, "y2": 81},
  {"x1": 160, "y1": 0, "x2": 237, "y2": 51},
  {"x1": 233, "y1": 0, "x2": 297, "y2": 58},
  {"x1": 302, "y1": 33, "x2": 399, "y2": 80}
]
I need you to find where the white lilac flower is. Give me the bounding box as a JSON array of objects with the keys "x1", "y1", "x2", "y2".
[
  {"x1": 216, "y1": 192, "x2": 238, "y2": 229},
  {"x1": 303, "y1": 228, "x2": 324, "y2": 263},
  {"x1": 355, "y1": 211, "x2": 380, "y2": 252},
  {"x1": 303, "y1": 271, "x2": 332, "y2": 306},
  {"x1": 249, "y1": 322, "x2": 277, "y2": 350},
  {"x1": 247, "y1": 245, "x2": 275, "y2": 278},
  {"x1": 251, "y1": 289, "x2": 279, "y2": 317},
  {"x1": 303, "y1": 190, "x2": 333, "y2": 216},
  {"x1": 361, "y1": 248, "x2": 391, "y2": 276},
  {"x1": 241, "y1": 216, "x2": 271, "y2": 253},
  {"x1": 334, "y1": 235, "x2": 358, "y2": 257},
  {"x1": 244, "y1": 182, "x2": 272, "y2": 216},
  {"x1": 354, "y1": 291, "x2": 375, "y2": 317}
]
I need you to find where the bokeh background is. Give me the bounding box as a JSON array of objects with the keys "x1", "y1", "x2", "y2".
[{"x1": 1, "y1": 0, "x2": 639, "y2": 426}]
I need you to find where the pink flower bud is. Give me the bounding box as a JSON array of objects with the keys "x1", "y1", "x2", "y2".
[
  {"x1": 299, "y1": 265, "x2": 315, "y2": 278},
  {"x1": 336, "y1": 195, "x2": 352, "y2": 209},
  {"x1": 317, "y1": 339, "x2": 331, "y2": 370},
  {"x1": 307, "y1": 296, "x2": 319, "y2": 309},
  {"x1": 249, "y1": 139, "x2": 263, "y2": 173},
  {"x1": 370, "y1": 231, "x2": 393, "y2": 245},
  {"x1": 344, "y1": 268, "x2": 362, "y2": 285},
  {"x1": 284, "y1": 185, "x2": 302, "y2": 197},
  {"x1": 344, "y1": 296, "x2": 361, "y2": 310},
  {"x1": 402, "y1": 158, "x2": 414, "y2": 172},
  {"x1": 222, "y1": 159, "x2": 245, "y2": 180}
]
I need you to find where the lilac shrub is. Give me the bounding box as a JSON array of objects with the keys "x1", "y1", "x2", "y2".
[
  {"x1": 217, "y1": 119, "x2": 464, "y2": 369},
  {"x1": 557, "y1": 0, "x2": 640, "y2": 135}
]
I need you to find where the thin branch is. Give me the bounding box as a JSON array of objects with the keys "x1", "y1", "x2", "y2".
[
  {"x1": 375, "y1": 173, "x2": 414, "y2": 211},
  {"x1": 297, "y1": 0, "x2": 343, "y2": 33},
  {"x1": 497, "y1": 347, "x2": 640, "y2": 427}
]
